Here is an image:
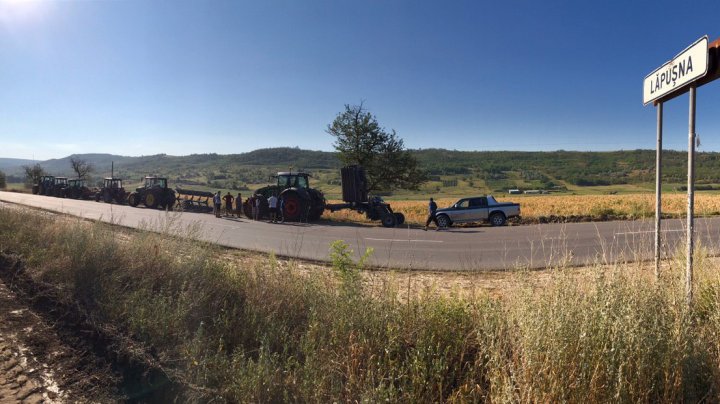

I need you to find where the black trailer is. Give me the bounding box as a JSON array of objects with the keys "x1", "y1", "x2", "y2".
[{"x1": 326, "y1": 165, "x2": 405, "y2": 228}]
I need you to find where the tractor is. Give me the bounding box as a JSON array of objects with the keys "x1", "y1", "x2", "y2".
[
  {"x1": 243, "y1": 172, "x2": 326, "y2": 221},
  {"x1": 127, "y1": 176, "x2": 176, "y2": 210},
  {"x1": 326, "y1": 165, "x2": 405, "y2": 227},
  {"x1": 65, "y1": 179, "x2": 94, "y2": 199},
  {"x1": 51, "y1": 177, "x2": 69, "y2": 197},
  {"x1": 95, "y1": 177, "x2": 127, "y2": 204},
  {"x1": 32, "y1": 175, "x2": 55, "y2": 195}
]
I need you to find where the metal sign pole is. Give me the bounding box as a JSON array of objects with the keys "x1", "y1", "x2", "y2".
[
  {"x1": 654, "y1": 102, "x2": 663, "y2": 279},
  {"x1": 686, "y1": 85, "x2": 697, "y2": 306}
]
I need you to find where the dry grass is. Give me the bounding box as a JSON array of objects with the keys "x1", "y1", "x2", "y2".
[{"x1": 5, "y1": 205, "x2": 720, "y2": 401}]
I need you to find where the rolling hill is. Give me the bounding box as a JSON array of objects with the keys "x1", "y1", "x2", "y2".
[{"x1": 3, "y1": 148, "x2": 720, "y2": 197}]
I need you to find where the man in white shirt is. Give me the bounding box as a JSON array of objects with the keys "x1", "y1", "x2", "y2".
[{"x1": 268, "y1": 193, "x2": 279, "y2": 223}]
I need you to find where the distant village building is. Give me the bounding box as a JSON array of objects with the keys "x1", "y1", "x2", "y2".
[{"x1": 508, "y1": 189, "x2": 521, "y2": 194}]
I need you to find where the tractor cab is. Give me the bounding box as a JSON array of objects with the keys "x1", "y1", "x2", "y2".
[
  {"x1": 142, "y1": 177, "x2": 168, "y2": 189},
  {"x1": 52, "y1": 177, "x2": 69, "y2": 197},
  {"x1": 32, "y1": 175, "x2": 56, "y2": 195},
  {"x1": 275, "y1": 172, "x2": 310, "y2": 189},
  {"x1": 68, "y1": 179, "x2": 86, "y2": 188},
  {"x1": 96, "y1": 177, "x2": 127, "y2": 204},
  {"x1": 40, "y1": 175, "x2": 55, "y2": 185},
  {"x1": 103, "y1": 178, "x2": 123, "y2": 189}
]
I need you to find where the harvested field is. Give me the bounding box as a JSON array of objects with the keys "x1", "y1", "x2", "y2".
[{"x1": 325, "y1": 193, "x2": 720, "y2": 226}]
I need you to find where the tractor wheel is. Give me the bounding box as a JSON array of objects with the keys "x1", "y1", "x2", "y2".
[
  {"x1": 103, "y1": 190, "x2": 113, "y2": 203},
  {"x1": 282, "y1": 192, "x2": 304, "y2": 221},
  {"x1": 159, "y1": 198, "x2": 174, "y2": 210},
  {"x1": 115, "y1": 192, "x2": 127, "y2": 205},
  {"x1": 32, "y1": 185, "x2": 39, "y2": 195},
  {"x1": 164, "y1": 193, "x2": 176, "y2": 211},
  {"x1": 381, "y1": 213, "x2": 397, "y2": 228},
  {"x1": 308, "y1": 208, "x2": 323, "y2": 221},
  {"x1": 144, "y1": 192, "x2": 159, "y2": 209},
  {"x1": 394, "y1": 212, "x2": 405, "y2": 226},
  {"x1": 128, "y1": 193, "x2": 140, "y2": 207}
]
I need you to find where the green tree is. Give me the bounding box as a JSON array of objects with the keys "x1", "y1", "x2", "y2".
[
  {"x1": 326, "y1": 103, "x2": 426, "y2": 192},
  {"x1": 0, "y1": 170, "x2": 6, "y2": 189},
  {"x1": 22, "y1": 164, "x2": 46, "y2": 188}
]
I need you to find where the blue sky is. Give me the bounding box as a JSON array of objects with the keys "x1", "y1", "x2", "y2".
[{"x1": 1, "y1": 0, "x2": 720, "y2": 160}]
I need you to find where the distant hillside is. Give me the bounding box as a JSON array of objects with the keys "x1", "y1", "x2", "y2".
[
  {"x1": 0, "y1": 158, "x2": 35, "y2": 173},
  {"x1": 413, "y1": 149, "x2": 720, "y2": 186},
  {"x1": 5, "y1": 148, "x2": 720, "y2": 194}
]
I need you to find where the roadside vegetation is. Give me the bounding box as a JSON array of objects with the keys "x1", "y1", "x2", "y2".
[{"x1": 2, "y1": 206, "x2": 720, "y2": 401}]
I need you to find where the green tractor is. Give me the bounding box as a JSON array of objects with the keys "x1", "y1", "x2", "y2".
[
  {"x1": 51, "y1": 177, "x2": 69, "y2": 197},
  {"x1": 243, "y1": 172, "x2": 326, "y2": 221},
  {"x1": 66, "y1": 179, "x2": 94, "y2": 200},
  {"x1": 32, "y1": 175, "x2": 55, "y2": 195},
  {"x1": 95, "y1": 177, "x2": 127, "y2": 204},
  {"x1": 127, "y1": 177, "x2": 176, "y2": 210}
]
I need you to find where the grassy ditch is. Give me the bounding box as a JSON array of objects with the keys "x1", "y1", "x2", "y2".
[{"x1": 2, "y1": 206, "x2": 720, "y2": 401}]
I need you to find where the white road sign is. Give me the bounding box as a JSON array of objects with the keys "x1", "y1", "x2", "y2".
[{"x1": 643, "y1": 36, "x2": 709, "y2": 105}]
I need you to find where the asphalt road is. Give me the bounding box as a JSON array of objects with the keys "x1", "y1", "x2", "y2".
[{"x1": 2, "y1": 191, "x2": 720, "y2": 271}]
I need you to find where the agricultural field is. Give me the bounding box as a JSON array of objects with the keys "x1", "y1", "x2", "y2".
[{"x1": 327, "y1": 192, "x2": 720, "y2": 226}]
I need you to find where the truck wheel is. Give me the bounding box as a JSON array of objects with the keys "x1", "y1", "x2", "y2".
[
  {"x1": 128, "y1": 193, "x2": 140, "y2": 207},
  {"x1": 489, "y1": 212, "x2": 506, "y2": 226},
  {"x1": 381, "y1": 213, "x2": 397, "y2": 228},
  {"x1": 436, "y1": 214, "x2": 451, "y2": 228},
  {"x1": 394, "y1": 212, "x2": 405, "y2": 225}
]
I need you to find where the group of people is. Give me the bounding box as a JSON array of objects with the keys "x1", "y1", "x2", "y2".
[
  {"x1": 213, "y1": 191, "x2": 243, "y2": 218},
  {"x1": 212, "y1": 191, "x2": 284, "y2": 223}
]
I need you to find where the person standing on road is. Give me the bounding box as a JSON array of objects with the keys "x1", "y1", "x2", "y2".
[
  {"x1": 223, "y1": 192, "x2": 234, "y2": 217},
  {"x1": 235, "y1": 193, "x2": 242, "y2": 217},
  {"x1": 248, "y1": 194, "x2": 256, "y2": 220},
  {"x1": 268, "y1": 193, "x2": 278, "y2": 223},
  {"x1": 424, "y1": 197, "x2": 439, "y2": 231},
  {"x1": 278, "y1": 195, "x2": 285, "y2": 223},
  {"x1": 254, "y1": 194, "x2": 262, "y2": 221},
  {"x1": 213, "y1": 191, "x2": 222, "y2": 218}
]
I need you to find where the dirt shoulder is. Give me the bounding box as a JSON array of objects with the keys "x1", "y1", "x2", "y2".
[{"x1": 0, "y1": 275, "x2": 119, "y2": 403}]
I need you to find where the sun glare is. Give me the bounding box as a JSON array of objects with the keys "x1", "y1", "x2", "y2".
[{"x1": 0, "y1": 0, "x2": 45, "y2": 23}]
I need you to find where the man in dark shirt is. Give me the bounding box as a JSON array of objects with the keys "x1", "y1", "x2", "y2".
[
  {"x1": 424, "y1": 197, "x2": 438, "y2": 231},
  {"x1": 223, "y1": 192, "x2": 234, "y2": 217}
]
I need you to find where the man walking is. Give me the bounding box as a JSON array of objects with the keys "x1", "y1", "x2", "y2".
[
  {"x1": 213, "y1": 191, "x2": 222, "y2": 218},
  {"x1": 424, "y1": 197, "x2": 439, "y2": 231},
  {"x1": 268, "y1": 193, "x2": 278, "y2": 223}
]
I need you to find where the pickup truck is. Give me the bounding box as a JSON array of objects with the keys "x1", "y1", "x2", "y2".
[{"x1": 434, "y1": 195, "x2": 520, "y2": 227}]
